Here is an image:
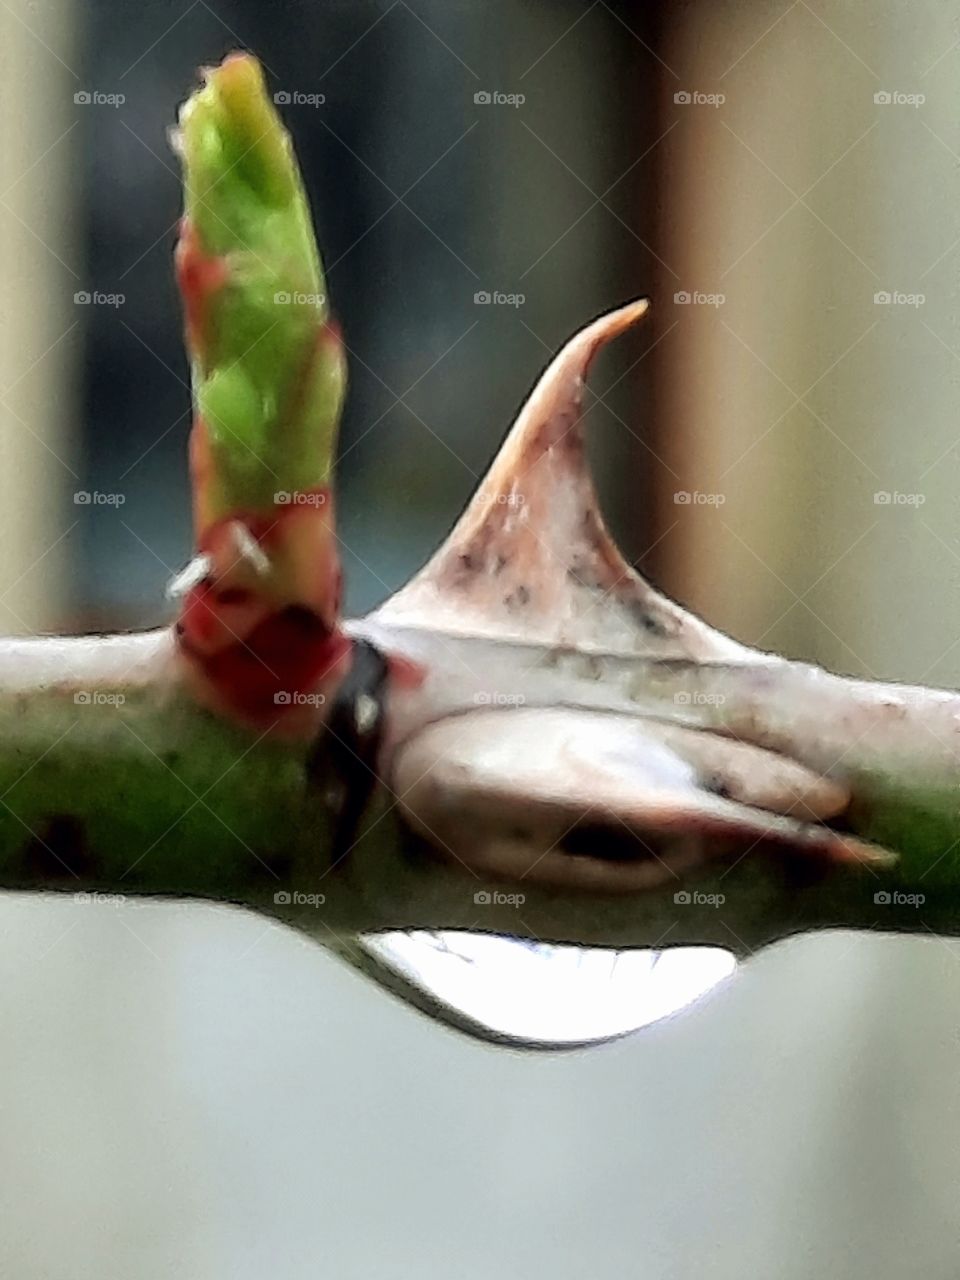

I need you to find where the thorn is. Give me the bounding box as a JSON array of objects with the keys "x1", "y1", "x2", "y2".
[{"x1": 166, "y1": 554, "x2": 212, "y2": 599}]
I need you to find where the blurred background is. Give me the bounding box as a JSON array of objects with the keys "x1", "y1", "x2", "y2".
[{"x1": 2, "y1": 0, "x2": 960, "y2": 1276}]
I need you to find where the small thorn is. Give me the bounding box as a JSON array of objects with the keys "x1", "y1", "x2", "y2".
[
  {"x1": 230, "y1": 522, "x2": 271, "y2": 576},
  {"x1": 355, "y1": 693, "x2": 378, "y2": 735},
  {"x1": 166, "y1": 554, "x2": 212, "y2": 599}
]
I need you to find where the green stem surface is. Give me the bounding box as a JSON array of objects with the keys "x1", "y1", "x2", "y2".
[{"x1": 0, "y1": 629, "x2": 959, "y2": 956}]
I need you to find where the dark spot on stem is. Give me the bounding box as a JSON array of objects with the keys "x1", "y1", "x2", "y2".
[
  {"x1": 250, "y1": 846, "x2": 295, "y2": 884},
  {"x1": 703, "y1": 773, "x2": 731, "y2": 800},
  {"x1": 504, "y1": 585, "x2": 531, "y2": 609},
  {"x1": 619, "y1": 596, "x2": 678, "y2": 638},
  {"x1": 568, "y1": 563, "x2": 602, "y2": 591},
  {"x1": 581, "y1": 653, "x2": 604, "y2": 681},
  {"x1": 21, "y1": 814, "x2": 91, "y2": 882},
  {"x1": 215, "y1": 586, "x2": 252, "y2": 606},
  {"x1": 306, "y1": 638, "x2": 390, "y2": 869},
  {"x1": 776, "y1": 849, "x2": 832, "y2": 892},
  {"x1": 581, "y1": 508, "x2": 604, "y2": 547},
  {"x1": 282, "y1": 604, "x2": 327, "y2": 636},
  {"x1": 560, "y1": 822, "x2": 663, "y2": 864}
]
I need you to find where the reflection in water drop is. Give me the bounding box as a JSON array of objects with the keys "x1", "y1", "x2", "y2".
[{"x1": 361, "y1": 932, "x2": 737, "y2": 1047}]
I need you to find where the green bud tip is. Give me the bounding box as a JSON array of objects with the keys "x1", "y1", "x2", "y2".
[{"x1": 174, "y1": 52, "x2": 346, "y2": 535}]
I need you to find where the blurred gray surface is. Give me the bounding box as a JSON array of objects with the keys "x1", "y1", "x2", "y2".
[{"x1": 1, "y1": 900, "x2": 959, "y2": 1279}]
